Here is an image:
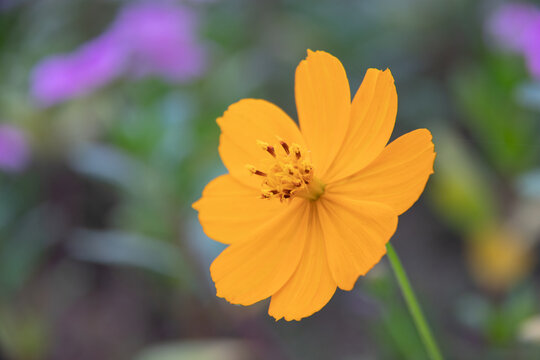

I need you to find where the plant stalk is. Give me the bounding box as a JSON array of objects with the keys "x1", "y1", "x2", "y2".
[{"x1": 386, "y1": 242, "x2": 444, "y2": 360}]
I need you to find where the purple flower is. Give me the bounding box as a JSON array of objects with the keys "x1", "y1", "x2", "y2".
[
  {"x1": 487, "y1": 3, "x2": 540, "y2": 79},
  {"x1": 30, "y1": 1, "x2": 207, "y2": 106},
  {"x1": 523, "y1": 20, "x2": 540, "y2": 78},
  {"x1": 487, "y1": 3, "x2": 540, "y2": 52},
  {"x1": 31, "y1": 35, "x2": 127, "y2": 106},
  {"x1": 0, "y1": 124, "x2": 30, "y2": 173},
  {"x1": 112, "y1": 2, "x2": 206, "y2": 81}
]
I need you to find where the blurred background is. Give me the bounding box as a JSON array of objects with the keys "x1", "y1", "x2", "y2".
[{"x1": 1, "y1": 0, "x2": 540, "y2": 359}]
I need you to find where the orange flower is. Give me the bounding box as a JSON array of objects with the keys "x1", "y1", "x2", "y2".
[{"x1": 193, "y1": 50, "x2": 436, "y2": 321}]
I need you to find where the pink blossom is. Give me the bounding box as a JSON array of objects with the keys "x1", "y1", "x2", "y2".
[
  {"x1": 30, "y1": 2, "x2": 207, "y2": 107},
  {"x1": 487, "y1": 3, "x2": 540, "y2": 80},
  {"x1": 0, "y1": 124, "x2": 30, "y2": 173}
]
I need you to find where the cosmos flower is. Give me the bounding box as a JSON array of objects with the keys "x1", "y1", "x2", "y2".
[
  {"x1": 193, "y1": 50, "x2": 436, "y2": 321},
  {"x1": 487, "y1": 3, "x2": 540, "y2": 79},
  {"x1": 0, "y1": 124, "x2": 30, "y2": 173},
  {"x1": 31, "y1": 1, "x2": 206, "y2": 106}
]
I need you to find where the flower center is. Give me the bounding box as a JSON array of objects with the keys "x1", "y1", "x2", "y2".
[{"x1": 246, "y1": 138, "x2": 325, "y2": 202}]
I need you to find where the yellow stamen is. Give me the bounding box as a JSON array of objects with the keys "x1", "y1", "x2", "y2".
[
  {"x1": 290, "y1": 143, "x2": 302, "y2": 159},
  {"x1": 246, "y1": 164, "x2": 267, "y2": 176},
  {"x1": 279, "y1": 140, "x2": 290, "y2": 154},
  {"x1": 247, "y1": 138, "x2": 324, "y2": 202},
  {"x1": 256, "y1": 140, "x2": 276, "y2": 157},
  {"x1": 257, "y1": 140, "x2": 276, "y2": 157}
]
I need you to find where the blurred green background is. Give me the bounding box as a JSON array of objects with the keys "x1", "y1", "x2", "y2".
[{"x1": 1, "y1": 0, "x2": 540, "y2": 359}]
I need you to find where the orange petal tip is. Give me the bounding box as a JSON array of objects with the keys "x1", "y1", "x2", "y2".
[{"x1": 192, "y1": 199, "x2": 201, "y2": 210}]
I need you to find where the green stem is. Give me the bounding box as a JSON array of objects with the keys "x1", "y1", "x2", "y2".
[{"x1": 386, "y1": 242, "x2": 444, "y2": 360}]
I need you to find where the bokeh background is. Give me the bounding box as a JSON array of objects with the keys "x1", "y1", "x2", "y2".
[{"x1": 1, "y1": 0, "x2": 540, "y2": 359}]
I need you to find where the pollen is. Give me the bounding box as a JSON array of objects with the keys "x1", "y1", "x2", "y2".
[{"x1": 247, "y1": 139, "x2": 324, "y2": 201}]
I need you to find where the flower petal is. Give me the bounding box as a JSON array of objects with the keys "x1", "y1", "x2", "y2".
[
  {"x1": 268, "y1": 204, "x2": 337, "y2": 321},
  {"x1": 209, "y1": 199, "x2": 310, "y2": 306},
  {"x1": 295, "y1": 50, "x2": 351, "y2": 177},
  {"x1": 326, "y1": 129, "x2": 435, "y2": 215},
  {"x1": 324, "y1": 68, "x2": 398, "y2": 182},
  {"x1": 217, "y1": 99, "x2": 306, "y2": 188},
  {"x1": 193, "y1": 174, "x2": 287, "y2": 244},
  {"x1": 319, "y1": 195, "x2": 397, "y2": 290}
]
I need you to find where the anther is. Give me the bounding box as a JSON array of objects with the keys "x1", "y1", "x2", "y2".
[
  {"x1": 266, "y1": 145, "x2": 276, "y2": 157},
  {"x1": 280, "y1": 141, "x2": 290, "y2": 155},
  {"x1": 284, "y1": 164, "x2": 294, "y2": 175},
  {"x1": 291, "y1": 144, "x2": 301, "y2": 159},
  {"x1": 246, "y1": 165, "x2": 267, "y2": 176},
  {"x1": 256, "y1": 140, "x2": 276, "y2": 157},
  {"x1": 261, "y1": 190, "x2": 275, "y2": 199}
]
